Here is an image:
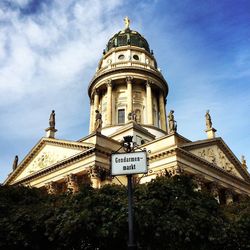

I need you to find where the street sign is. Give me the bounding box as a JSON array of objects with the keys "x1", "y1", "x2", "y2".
[{"x1": 111, "y1": 151, "x2": 147, "y2": 176}]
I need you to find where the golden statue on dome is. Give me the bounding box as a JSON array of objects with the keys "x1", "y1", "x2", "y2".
[{"x1": 124, "y1": 16, "x2": 130, "y2": 29}]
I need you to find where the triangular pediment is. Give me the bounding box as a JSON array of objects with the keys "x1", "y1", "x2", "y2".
[
  {"x1": 181, "y1": 138, "x2": 250, "y2": 181},
  {"x1": 6, "y1": 138, "x2": 93, "y2": 184},
  {"x1": 108, "y1": 121, "x2": 156, "y2": 142}
]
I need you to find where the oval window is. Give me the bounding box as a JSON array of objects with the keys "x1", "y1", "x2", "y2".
[
  {"x1": 118, "y1": 54, "x2": 125, "y2": 60},
  {"x1": 133, "y1": 54, "x2": 139, "y2": 60}
]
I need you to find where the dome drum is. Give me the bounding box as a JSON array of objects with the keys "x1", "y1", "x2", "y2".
[{"x1": 89, "y1": 76, "x2": 168, "y2": 136}]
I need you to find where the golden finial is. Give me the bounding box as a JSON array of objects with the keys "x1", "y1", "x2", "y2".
[{"x1": 124, "y1": 16, "x2": 130, "y2": 29}]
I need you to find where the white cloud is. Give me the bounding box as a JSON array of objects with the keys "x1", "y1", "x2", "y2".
[{"x1": 0, "y1": 0, "x2": 125, "y2": 182}]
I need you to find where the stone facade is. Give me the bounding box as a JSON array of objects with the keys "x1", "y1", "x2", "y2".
[{"x1": 4, "y1": 20, "x2": 250, "y2": 203}]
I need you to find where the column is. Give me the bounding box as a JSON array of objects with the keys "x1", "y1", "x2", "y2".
[
  {"x1": 146, "y1": 81, "x2": 153, "y2": 125},
  {"x1": 225, "y1": 190, "x2": 234, "y2": 205},
  {"x1": 193, "y1": 175, "x2": 205, "y2": 192},
  {"x1": 89, "y1": 99, "x2": 94, "y2": 133},
  {"x1": 126, "y1": 76, "x2": 133, "y2": 116},
  {"x1": 106, "y1": 80, "x2": 112, "y2": 126},
  {"x1": 93, "y1": 89, "x2": 100, "y2": 111},
  {"x1": 210, "y1": 183, "x2": 220, "y2": 203},
  {"x1": 159, "y1": 92, "x2": 167, "y2": 132},
  {"x1": 65, "y1": 174, "x2": 79, "y2": 193},
  {"x1": 92, "y1": 89, "x2": 100, "y2": 132}
]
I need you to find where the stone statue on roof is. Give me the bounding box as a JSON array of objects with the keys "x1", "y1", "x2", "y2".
[
  {"x1": 12, "y1": 155, "x2": 18, "y2": 171},
  {"x1": 49, "y1": 110, "x2": 56, "y2": 129},
  {"x1": 205, "y1": 110, "x2": 212, "y2": 129}
]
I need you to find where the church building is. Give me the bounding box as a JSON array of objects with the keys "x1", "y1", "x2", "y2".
[{"x1": 4, "y1": 18, "x2": 250, "y2": 204}]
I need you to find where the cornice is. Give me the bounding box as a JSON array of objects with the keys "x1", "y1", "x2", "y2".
[
  {"x1": 148, "y1": 147, "x2": 177, "y2": 161},
  {"x1": 88, "y1": 67, "x2": 168, "y2": 97}
]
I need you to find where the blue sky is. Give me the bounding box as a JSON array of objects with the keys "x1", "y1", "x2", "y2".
[{"x1": 0, "y1": 0, "x2": 250, "y2": 183}]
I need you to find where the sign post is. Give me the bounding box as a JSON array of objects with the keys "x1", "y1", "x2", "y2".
[
  {"x1": 127, "y1": 174, "x2": 136, "y2": 250},
  {"x1": 111, "y1": 143, "x2": 147, "y2": 250}
]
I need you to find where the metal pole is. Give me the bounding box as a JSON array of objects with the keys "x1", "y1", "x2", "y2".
[{"x1": 127, "y1": 174, "x2": 137, "y2": 250}]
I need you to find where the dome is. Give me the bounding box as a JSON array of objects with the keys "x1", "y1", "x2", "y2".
[{"x1": 105, "y1": 27, "x2": 150, "y2": 53}]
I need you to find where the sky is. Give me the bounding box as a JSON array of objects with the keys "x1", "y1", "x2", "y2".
[{"x1": 0, "y1": 0, "x2": 250, "y2": 183}]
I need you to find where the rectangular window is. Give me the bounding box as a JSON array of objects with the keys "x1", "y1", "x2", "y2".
[{"x1": 118, "y1": 109, "x2": 125, "y2": 124}]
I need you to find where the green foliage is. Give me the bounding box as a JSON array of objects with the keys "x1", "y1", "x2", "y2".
[{"x1": 0, "y1": 177, "x2": 250, "y2": 250}]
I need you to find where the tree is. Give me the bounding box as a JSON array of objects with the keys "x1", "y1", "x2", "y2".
[{"x1": 0, "y1": 176, "x2": 249, "y2": 249}]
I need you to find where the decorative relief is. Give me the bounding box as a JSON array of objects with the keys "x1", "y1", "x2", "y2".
[
  {"x1": 27, "y1": 152, "x2": 68, "y2": 174},
  {"x1": 193, "y1": 146, "x2": 240, "y2": 177}
]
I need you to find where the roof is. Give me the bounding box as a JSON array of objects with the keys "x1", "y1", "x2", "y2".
[{"x1": 105, "y1": 28, "x2": 151, "y2": 53}]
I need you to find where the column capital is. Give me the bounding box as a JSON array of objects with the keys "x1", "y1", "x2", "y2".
[
  {"x1": 225, "y1": 189, "x2": 234, "y2": 204},
  {"x1": 146, "y1": 79, "x2": 153, "y2": 87},
  {"x1": 106, "y1": 79, "x2": 113, "y2": 87},
  {"x1": 210, "y1": 181, "x2": 220, "y2": 190},
  {"x1": 193, "y1": 174, "x2": 206, "y2": 191},
  {"x1": 225, "y1": 189, "x2": 234, "y2": 196},
  {"x1": 126, "y1": 76, "x2": 133, "y2": 83},
  {"x1": 210, "y1": 182, "x2": 220, "y2": 203},
  {"x1": 45, "y1": 181, "x2": 59, "y2": 194},
  {"x1": 64, "y1": 173, "x2": 78, "y2": 193},
  {"x1": 93, "y1": 88, "x2": 100, "y2": 96}
]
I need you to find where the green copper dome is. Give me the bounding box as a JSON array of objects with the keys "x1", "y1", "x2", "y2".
[{"x1": 105, "y1": 27, "x2": 150, "y2": 53}]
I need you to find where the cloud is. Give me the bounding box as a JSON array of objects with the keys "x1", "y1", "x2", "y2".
[
  {"x1": 1, "y1": 0, "x2": 250, "y2": 183},
  {"x1": 0, "y1": 0, "x2": 125, "y2": 182}
]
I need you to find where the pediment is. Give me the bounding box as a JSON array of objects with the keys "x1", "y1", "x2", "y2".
[
  {"x1": 181, "y1": 138, "x2": 249, "y2": 181},
  {"x1": 6, "y1": 138, "x2": 93, "y2": 184}
]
